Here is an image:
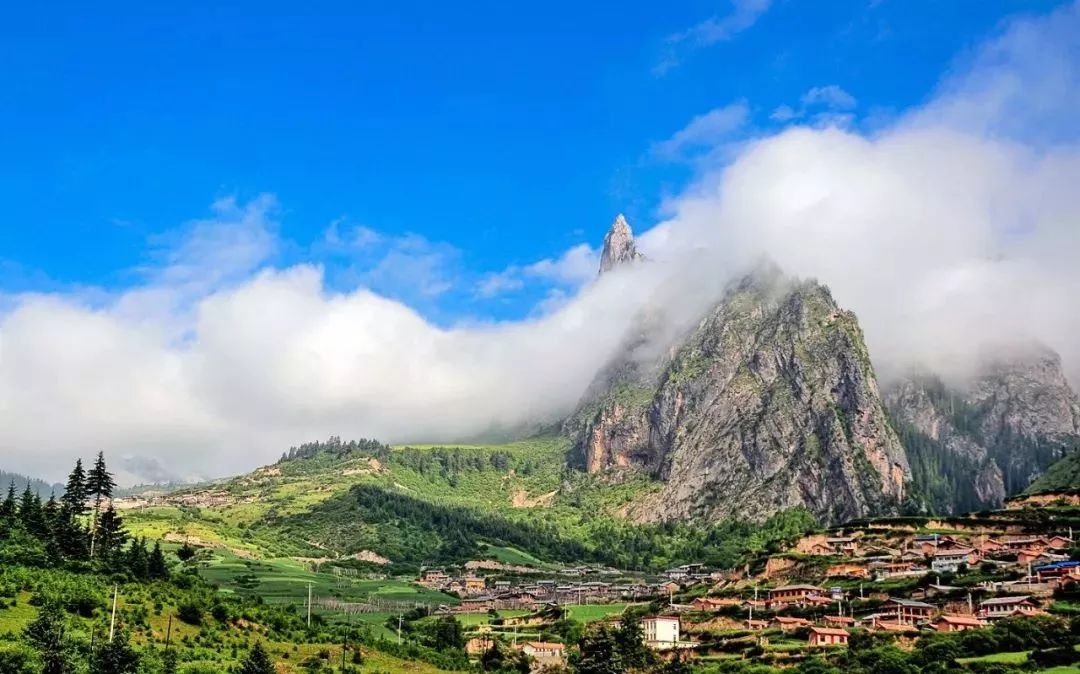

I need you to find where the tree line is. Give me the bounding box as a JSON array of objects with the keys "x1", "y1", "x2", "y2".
[{"x1": 0, "y1": 452, "x2": 167, "y2": 580}]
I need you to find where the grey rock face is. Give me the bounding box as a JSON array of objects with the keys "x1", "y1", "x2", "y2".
[
  {"x1": 598, "y1": 214, "x2": 645, "y2": 275},
  {"x1": 885, "y1": 344, "x2": 1080, "y2": 510},
  {"x1": 568, "y1": 259, "x2": 909, "y2": 525}
]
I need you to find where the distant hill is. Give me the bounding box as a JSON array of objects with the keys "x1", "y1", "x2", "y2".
[
  {"x1": 0, "y1": 469, "x2": 63, "y2": 498},
  {"x1": 1024, "y1": 450, "x2": 1080, "y2": 494}
]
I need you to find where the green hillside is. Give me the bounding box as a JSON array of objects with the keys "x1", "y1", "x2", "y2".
[
  {"x1": 1026, "y1": 450, "x2": 1080, "y2": 494},
  {"x1": 124, "y1": 436, "x2": 817, "y2": 574}
]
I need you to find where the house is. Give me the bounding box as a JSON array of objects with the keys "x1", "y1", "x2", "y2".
[
  {"x1": 691, "y1": 597, "x2": 738, "y2": 611},
  {"x1": 883, "y1": 598, "x2": 936, "y2": 624},
  {"x1": 933, "y1": 615, "x2": 987, "y2": 632},
  {"x1": 931, "y1": 548, "x2": 978, "y2": 574},
  {"x1": 871, "y1": 620, "x2": 919, "y2": 634},
  {"x1": 978, "y1": 596, "x2": 1039, "y2": 619},
  {"x1": 826, "y1": 537, "x2": 859, "y2": 556},
  {"x1": 521, "y1": 642, "x2": 566, "y2": 664},
  {"x1": 807, "y1": 627, "x2": 849, "y2": 647},
  {"x1": 768, "y1": 584, "x2": 824, "y2": 606},
  {"x1": 463, "y1": 576, "x2": 487, "y2": 594},
  {"x1": 1047, "y1": 535, "x2": 1073, "y2": 550},
  {"x1": 420, "y1": 568, "x2": 449, "y2": 586},
  {"x1": 745, "y1": 619, "x2": 769, "y2": 631},
  {"x1": 459, "y1": 597, "x2": 494, "y2": 612},
  {"x1": 1004, "y1": 537, "x2": 1047, "y2": 552},
  {"x1": 772, "y1": 616, "x2": 812, "y2": 632},
  {"x1": 642, "y1": 616, "x2": 681, "y2": 649},
  {"x1": 826, "y1": 563, "x2": 869, "y2": 579},
  {"x1": 658, "y1": 581, "x2": 681, "y2": 596},
  {"x1": 1035, "y1": 560, "x2": 1080, "y2": 582},
  {"x1": 823, "y1": 615, "x2": 856, "y2": 628}
]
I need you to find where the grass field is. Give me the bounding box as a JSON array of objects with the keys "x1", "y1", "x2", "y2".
[
  {"x1": 958, "y1": 650, "x2": 1030, "y2": 664},
  {"x1": 195, "y1": 549, "x2": 454, "y2": 608}
]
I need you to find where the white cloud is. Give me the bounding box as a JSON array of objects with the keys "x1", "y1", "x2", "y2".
[
  {"x1": 655, "y1": 0, "x2": 773, "y2": 74},
  {"x1": 653, "y1": 102, "x2": 750, "y2": 159},
  {"x1": 473, "y1": 244, "x2": 599, "y2": 299},
  {"x1": 769, "y1": 84, "x2": 858, "y2": 127},
  {"x1": 801, "y1": 85, "x2": 857, "y2": 110}
]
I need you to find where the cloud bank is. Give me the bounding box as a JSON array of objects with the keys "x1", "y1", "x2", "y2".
[{"x1": 2, "y1": 2, "x2": 1079, "y2": 483}]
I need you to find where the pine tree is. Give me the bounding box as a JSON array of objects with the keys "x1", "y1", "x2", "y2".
[
  {"x1": 161, "y1": 649, "x2": 179, "y2": 674},
  {"x1": 125, "y1": 538, "x2": 150, "y2": 579},
  {"x1": 239, "y1": 642, "x2": 276, "y2": 674},
  {"x1": 24, "y1": 602, "x2": 72, "y2": 674},
  {"x1": 94, "y1": 505, "x2": 127, "y2": 568},
  {"x1": 87, "y1": 452, "x2": 116, "y2": 559},
  {"x1": 148, "y1": 540, "x2": 170, "y2": 580},
  {"x1": 90, "y1": 629, "x2": 139, "y2": 674},
  {"x1": 18, "y1": 483, "x2": 46, "y2": 538},
  {"x1": 61, "y1": 459, "x2": 88, "y2": 517},
  {"x1": 0, "y1": 480, "x2": 17, "y2": 536}
]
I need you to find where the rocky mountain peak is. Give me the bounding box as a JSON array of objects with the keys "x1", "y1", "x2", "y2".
[{"x1": 598, "y1": 214, "x2": 644, "y2": 275}]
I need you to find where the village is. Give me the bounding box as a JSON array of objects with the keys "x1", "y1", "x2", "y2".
[{"x1": 415, "y1": 502, "x2": 1080, "y2": 669}]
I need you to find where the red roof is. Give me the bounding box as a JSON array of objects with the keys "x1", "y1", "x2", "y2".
[
  {"x1": 935, "y1": 615, "x2": 985, "y2": 626},
  {"x1": 809, "y1": 627, "x2": 849, "y2": 637},
  {"x1": 524, "y1": 642, "x2": 565, "y2": 651}
]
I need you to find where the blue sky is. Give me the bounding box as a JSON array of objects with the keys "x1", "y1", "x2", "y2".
[{"x1": 0, "y1": 0, "x2": 1065, "y2": 321}]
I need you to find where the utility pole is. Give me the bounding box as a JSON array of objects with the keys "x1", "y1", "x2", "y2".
[
  {"x1": 109, "y1": 585, "x2": 118, "y2": 642},
  {"x1": 165, "y1": 614, "x2": 173, "y2": 651},
  {"x1": 397, "y1": 614, "x2": 403, "y2": 644},
  {"x1": 307, "y1": 582, "x2": 313, "y2": 628}
]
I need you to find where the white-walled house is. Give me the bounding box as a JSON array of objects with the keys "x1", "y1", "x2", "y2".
[{"x1": 642, "y1": 616, "x2": 681, "y2": 649}]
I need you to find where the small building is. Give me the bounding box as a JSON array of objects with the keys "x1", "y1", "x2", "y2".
[
  {"x1": 933, "y1": 615, "x2": 987, "y2": 632},
  {"x1": 691, "y1": 597, "x2": 738, "y2": 611},
  {"x1": 745, "y1": 619, "x2": 769, "y2": 631},
  {"x1": 826, "y1": 563, "x2": 869, "y2": 579},
  {"x1": 978, "y1": 595, "x2": 1038, "y2": 619},
  {"x1": 768, "y1": 584, "x2": 824, "y2": 606},
  {"x1": 641, "y1": 616, "x2": 681, "y2": 649},
  {"x1": 931, "y1": 548, "x2": 978, "y2": 574},
  {"x1": 464, "y1": 576, "x2": 487, "y2": 594},
  {"x1": 823, "y1": 615, "x2": 856, "y2": 628},
  {"x1": 521, "y1": 642, "x2": 566, "y2": 664},
  {"x1": 807, "y1": 627, "x2": 849, "y2": 647},
  {"x1": 883, "y1": 598, "x2": 936, "y2": 624},
  {"x1": 1047, "y1": 535, "x2": 1073, "y2": 550},
  {"x1": 420, "y1": 568, "x2": 449, "y2": 585},
  {"x1": 772, "y1": 616, "x2": 812, "y2": 632}
]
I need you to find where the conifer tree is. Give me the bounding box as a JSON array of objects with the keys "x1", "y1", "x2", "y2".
[
  {"x1": 148, "y1": 540, "x2": 170, "y2": 580},
  {"x1": 125, "y1": 538, "x2": 149, "y2": 579},
  {"x1": 239, "y1": 642, "x2": 276, "y2": 674},
  {"x1": 94, "y1": 504, "x2": 127, "y2": 566},
  {"x1": 61, "y1": 459, "x2": 88, "y2": 517},
  {"x1": 90, "y1": 629, "x2": 139, "y2": 674},
  {"x1": 18, "y1": 483, "x2": 47, "y2": 537},
  {"x1": 87, "y1": 452, "x2": 115, "y2": 559},
  {"x1": 0, "y1": 481, "x2": 17, "y2": 536},
  {"x1": 24, "y1": 602, "x2": 72, "y2": 674}
]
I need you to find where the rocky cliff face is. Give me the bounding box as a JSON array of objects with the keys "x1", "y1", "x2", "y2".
[
  {"x1": 567, "y1": 230, "x2": 909, "y2": 524},
  {"x1": 886, "y1": 345, "x2": 1080, "y2": 511},
  {"x1": 597, "y1": 214, "x2": 645, "y2": 275}
]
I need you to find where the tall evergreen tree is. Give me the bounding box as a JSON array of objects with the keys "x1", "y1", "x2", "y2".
[
  {"x1": 23, "y1": 602, "x2": 72, "y2": 674},
  {"x1": 125, "y1": 538, "x2": 149, "y2": 579},
  {"x1": 239, "y1": 642, "x2": 276, "y2": 674},
  {"x1": 87, "y1": 452, "x2": 115, "y2": 559},
  {"x1": 0, "y1": 480, "x2": 16, "y2": 535},
  {"x1": 94, "y1": 504, "x2": 127, "y2": 566},
  {"x1": 18, "y1": 483, "x2": 46, "y2": 537},
  {"x1": 148, "y1": 540, "x2": 169, "y2": 580},
  {"x1": 61, "y1": 459, "x2": 88, "y2": 517},
  {"x1": 90, "y1": 629, "x2": 139, "y2": 674}
]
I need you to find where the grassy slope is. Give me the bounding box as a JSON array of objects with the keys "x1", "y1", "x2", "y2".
[
  {"x1": 125, "y1": 436, "x2": 661, "y2": 566},
  {"x1": 1026, "y1": 451, "x2": 1080, "y2": 494}
]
